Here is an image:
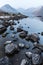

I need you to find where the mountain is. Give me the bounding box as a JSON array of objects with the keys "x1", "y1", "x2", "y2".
[
  {"x1": 17, "y1": 8, "x2": 25, "y2": 13},
  {"x1": 17, "y1": 8, "x2": 35, "y2": 16},
  {"x1": 33, "y1": 6, "x2": 43, "y2": 16},
  {"x1": 0, "y1": 4, "x2": 18, "y2": 14},
  {"x1": 24, "y1": 8, "x2": 35, "y2": 16}
]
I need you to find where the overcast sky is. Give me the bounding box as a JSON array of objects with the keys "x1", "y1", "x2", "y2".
[{"x1": 0, "y1": 0, "x2": 43, "y2": 9}]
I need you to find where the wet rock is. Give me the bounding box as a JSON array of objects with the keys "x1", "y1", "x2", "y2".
[
  {"x1": 11, "y1": 34, "x2": 15, "y2": 38},
  {"x1": 9, "y1": 21, "x2": 14, "y2": 25},
  {"x1": 18, "y1": 21, "x2": 20, "y2": 24},
  {"x1": 2, "y1": 21, "x2": 9, "y2": 27},
  {"x1": 33, "y1": 42, "x2": 43, "y2": 51},
  {"x1": 32, "y1": 48, "x2": 41, "y2": 54},
  {"x1": 32, "y1": 53, "x2": 42, "y2": 65},
  {"x1": 17, "y1": 28, "x2": 23, "y2": 32},
  {"x1": 10, "y1": 25, "x2": 14, "y2": 30},
  {"x1": 25, "y1": 52, "x2": 32, "y2": 59},
  {"x1": 0, "y1": 25, "x2": 7, "y2": 34},
  {"x1": 18, "y1": 43, "x2": 25, "y2": 48},
  {"x1": 30, "y1": 33, "x2": 40, "y2": 42},
  {"x1": 28, "y1": 27, "x2": 29, "y2": 28},
  {"x1": 25, "y1": 44, "x2": 30, "y2": 49},
  {"x1": 2, "y1": 32, "x2": 8, "y2": 37},
  {"x1": 25, "y1": 35, "x2": 31, "y2": 41},
  {"x1": 38, "y1": 32, "x2": 40, "y2": 34},
  {"x1": 5, "y1": 43, "x2": 19, "y2": 55},
  {"x1": 19, "y1": 31, "x2": 27, "y2": 38},
  {"x1": 25, "y1": 33, "x2": 40, "y2": 42},
  {"x1": 14, "y1": 22, "x2": 17, "y2": 25},
  {"x1": 0, "y1": 56, "x2": 11, "y2": 65},
  {"x1": 41, "y1": 32, "x2": 43, "y2": 36},
  {"x1": 13, "y1": 37, "x2": 18, "y2": 41},
  {"x1": 20, "y1": 59, "x2": 28, "y2": 65},
  {"x1": 4, "y1": 41, "x2": 12, "y2": 46},
  {"x1": 24, "y1": 30, "x2": 28, "y2": 34}
]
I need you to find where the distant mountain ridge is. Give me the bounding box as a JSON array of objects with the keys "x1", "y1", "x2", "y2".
[
  {"x1": 17, "y1": 8, "x2": 35, "y2": 16},
  {"x1": 34, "y1": 6, "x2": 43, "y2": 16},
  {"x1": 0, "y1": 4, "x2": 43, "y2": 17},
  {"x1": 17, "y1": 8, "x2": 25, "y2": 13},
  {"x1": 0, "y1": 4, "x2": 18, "y2": 14}
]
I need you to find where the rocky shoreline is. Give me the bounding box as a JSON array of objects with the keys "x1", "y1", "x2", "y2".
[{"x1": 0, "y1": 17, "x2": 43, "y2": 65}]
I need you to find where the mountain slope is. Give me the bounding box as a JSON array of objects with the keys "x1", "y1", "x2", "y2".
[
  {"x1": 1, "y1": 4, "x2": 18, "y2": 14},
  {"x1": 34, "y1": 6, "x2": 43, "y2": 16},
  {"x1": 17, "y1": 8, "x2": 35, "y2": 16},
  {"x1": 17, "y1": 8, "x2": 25, "y2": 13}
]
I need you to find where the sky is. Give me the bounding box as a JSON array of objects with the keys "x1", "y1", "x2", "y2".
[{"x1": 0, "y1": 0, "x2": 43, "y2": 9}]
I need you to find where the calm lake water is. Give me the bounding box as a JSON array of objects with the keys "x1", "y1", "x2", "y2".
[{"x1": 0, "y1": 17, "x2": 43, "y2": 65}]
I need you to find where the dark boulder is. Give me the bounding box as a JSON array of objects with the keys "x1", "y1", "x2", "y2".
[
  {"x1": 41, "y1": 32, "x2": 43, "y2": 36},
  {"x1": 17, "y1": 28, "x2": 23, "y2": 32},
  {"x1": 32, "y1": 48, "x2": 41, "y2": 54},
  {"x1": 0, "y1": 25, "x2": 7, "y2": 34},
  {"x1": 10, "y1": 25, "x2": 14, "y2": 30},
  {"x1": 2, "y1": 32, "x2": 8, "y2": 37},
  {"x1": 5, "y1": 43, "x2": 19, "y2": 55},
  {"x1": 20, "y1": 59, "x2": 28, "y2": 65},
  {"x1": 19, "y1": 31, "x2": 27, "y2": 38},
  {"x1": 25, "y1": 35, "x2": 31, "y2": 41},
  {"x1": 33, "y1": 42, "x2": 43, "y2": 51},
  {"x1": 2, "y1": 21, "x2": 9, "y2": 27},
  {"x1": 25, "y1": 52, "x2": 32, "y2": 59},
  {"x1": 32, "y1": 53, "x2": 42, "y2": 65},
  {"x1": 9, "y1": 20, "x2": 14, "y2": 25},
  {"x1": 30, "y1": 33, "x2": 40, "y2": 42}
]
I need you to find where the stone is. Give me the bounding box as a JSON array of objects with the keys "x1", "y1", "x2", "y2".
[
  {"x1": 25, "y1": 44, "x2": 30, "y2": 49},
  {"x1": 9, "y1": 20, "x2": 14, "y2": 25},
  {"x1": 33, "y1": 42, "x2": 43, "y2": 51},
  {"x1": 28, "y1": 27, "x2": 29, "y2": 28},
  {"x1": 11, "y1": 34, "x2": 15, "y2": 38},
  {"x1": 18, "y1": 43, "x2": 25, "y2": 48},
  {"x1": 5, "y1": 43, "x2": 19, "y2": 55},
  {"x1": 25, "y1": 52, "x2": 32, "y2": 58},
  {"x1": 2, "y1": 21, "x2": 9, "y2": 27},
  {"x1": 18, "y1": 21, "x2": 20, "y2": 24},
  {"x1": 17, "y1": 28, "x2": 23, "y2": 32},
  {"x1": 2, "y1": 32, "x2": 8, "y2": 37},
  {"x1": 19, "y1": 31, "x2": 27, "y2": 38},
  {"x1": 41, "y1": 32, "x2": 43, "y2": 36},
  {"x1": 14, "y1": 22, "x2": 17, "y2": 25},
  {"x1": 32, "y1": 48, "x2": 41, "y2": 54},
  {"x1": 10, "y1": 25, "x2": 14, "y2": 30},
  {"x1": 0, "y1": 25, "x2": 7, "y2": 34},
  {"x1": 4, "y1": 41, "x2": 12, "y2": 46},
  {"x1": 25, "y1": 35, "x2": 31, "y2": 41},
  {"x1": 30, "y1": 33, "x2": 40, "y2": 42},
  {"x1": 38, "y1": 32, "x2": 40, "y2": 34},
  {"x1": 32, "y1": 53, "x2": 42, "y2": 65},
  {"x1": 0, "y1": 56, "x2": 11, "y2": 65},
  {"x1": 24, "y1": 30, "x2": 28, "y2": 34},
  {"x1": 20, "y1": 59, "x2": 28, "y2": 65}
]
